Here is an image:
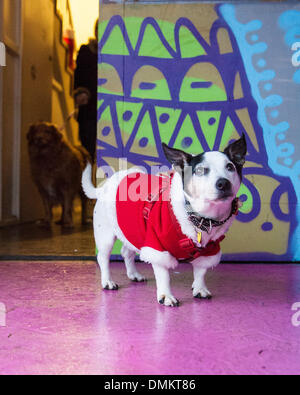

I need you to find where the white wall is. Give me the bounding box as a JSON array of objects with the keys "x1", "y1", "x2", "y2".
[{"x1": 69, "y1": 0, "x2": 99, "y2": 49}]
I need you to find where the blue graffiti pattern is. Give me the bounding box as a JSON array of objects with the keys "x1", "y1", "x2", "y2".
[{"x1": 220, "y1": 4, "x2": 299, "y2": 260}]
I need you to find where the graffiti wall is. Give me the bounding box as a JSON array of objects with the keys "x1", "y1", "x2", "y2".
[{"x1": 97, "y1": 1, "x2": 300, "y2": 262}]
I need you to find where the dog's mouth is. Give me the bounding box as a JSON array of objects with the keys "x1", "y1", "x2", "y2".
[
  {"x1": 211, "y1": 192, "x2": 234, "y2": 203},
  {"x1": 218, "y1": 192, "x2": 233, "y2": 200}
]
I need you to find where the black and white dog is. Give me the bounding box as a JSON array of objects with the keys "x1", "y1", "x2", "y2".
[{"x1": 82, "y1": 135, "x2": 247, "y2": 306}]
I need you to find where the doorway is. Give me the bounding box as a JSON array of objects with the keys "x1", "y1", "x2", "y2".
[
  {"x1": 0, "y1": 0, "x2": 22, "y2": 226},
  {"x1": 0, "y1": 0, "x2": 97, "y2": 259}
]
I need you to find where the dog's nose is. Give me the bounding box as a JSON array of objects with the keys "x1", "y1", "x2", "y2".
[{"x1": 216, "y1": 178, "x2": 231, "y2": 192}]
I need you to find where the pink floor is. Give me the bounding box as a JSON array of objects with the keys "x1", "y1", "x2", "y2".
[{"x1": 0, "y1": 261, "x2": 299, "y2": 375}]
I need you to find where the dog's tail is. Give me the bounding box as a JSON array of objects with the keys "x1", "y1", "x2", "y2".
[{"x1": 82, "y1": 164, "x2": 98, "y2": 199}]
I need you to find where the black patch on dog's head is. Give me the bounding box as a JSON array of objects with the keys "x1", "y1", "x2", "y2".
[
  {"x1": 162, "y1": 144, "x2": 207, "y2": 191},
  {"x1": 190, "y1": 153, "x2": 206, "y2": 174},
  {"x1": 224, "y1": 134, "x2": 247, "y2": 179},
  {"x1": 162, "y1": 144, "x2": 207, "y2": 171},
  {"x1": 162, "y1": 143, "x2": 192, "y2": 170}
]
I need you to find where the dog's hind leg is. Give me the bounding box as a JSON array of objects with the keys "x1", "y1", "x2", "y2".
[
  {"x1": 79, "y1": 190, "x2": 91, "y2": 225},
  {"x1": 36, "y1": 188, "x2": 53, "y2": 227},
  {"x1": 121, "y1": 245, "x2": 146, "y2": 283},
  {"x1": 97, "y1": 251, "x2": 118, "y2": 291},
  {"x1": 60, "y1": 192, "x2": 74, "y2": 229},
  {"x1": 97, "y1": 248, "x2": 118, "y2": 291},
  {"x1": 95, "y1": 226, "x2": 118, "y2": 291}
]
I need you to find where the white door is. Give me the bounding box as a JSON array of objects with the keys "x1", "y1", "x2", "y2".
[{"x1": 0, "y1": 0, "x2": 22, "y2": 225}]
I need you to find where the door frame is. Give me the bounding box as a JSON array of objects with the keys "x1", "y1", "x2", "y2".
[{"x1": 0, "y1": 0, "x2": 23, "y2": 225}]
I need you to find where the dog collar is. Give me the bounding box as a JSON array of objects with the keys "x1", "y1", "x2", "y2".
[{"x1": 185, "y1": 197, "x2": 240, "y2": 234}]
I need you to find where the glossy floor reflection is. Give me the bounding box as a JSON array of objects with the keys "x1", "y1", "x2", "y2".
[
  {"x1": 0, "y1": 261, "x2": 299, "y2": 375},
  {"x1": 0, "y1": 202, "x2": 95, "y2": 259}
]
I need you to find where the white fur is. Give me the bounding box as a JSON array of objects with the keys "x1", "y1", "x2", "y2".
[
  {"x1": 192, "y1": 251, "x2": 222, "y2": 298},
  {"x1": 170, "y1": 170, "x2": 236, "y2": 252},
  {"x1": 170, "y1": 172, "x2": 196, "y2": 240},
  {"x1": 122, "y1": 245, "x2": 146, "y2": 282},
  {"x1": 82, "y1": 164, "x2": 97, "y2": 199},
  {"x1": 184, "y1": 152, "x2": 241, "y2": 218},
  {"x1": 152, "y1": 264, "x2": 179, "y2": 307},
  {"x1": 140, "y1": 247, "x2": 178, "y2": 270},
  {"x1": 83, "y1": 149, "x2": 242, "y2": 307}
]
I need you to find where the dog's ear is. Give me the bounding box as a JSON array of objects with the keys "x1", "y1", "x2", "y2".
[
  {"x1": 162, "y1": 143, "x2": 192, "y2": 170},
  {"x1": 224, "y1": 134, "x2": 247, "y2": 167}
]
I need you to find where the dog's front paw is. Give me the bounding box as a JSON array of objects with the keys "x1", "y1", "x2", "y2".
[
  {"x1": 158, "y1": 294, "x2": 180, "y2": 307},
  {"x1": 102, "y1": 280, "x2": 119, "y2": 291},
  {"x1": 193, "y1": 286, "x2": 212, "y2": 300}
]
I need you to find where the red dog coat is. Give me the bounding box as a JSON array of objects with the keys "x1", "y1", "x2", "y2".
[{"x1": 116, "y1": 172, "x2": 224, "y2": 262}]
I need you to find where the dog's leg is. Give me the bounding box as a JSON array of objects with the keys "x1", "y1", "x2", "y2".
[
  {"x1": 97, "y1": 245, "x2": 118, "y2": 291},
  {"x1": 61, "y1": 193, "x2": 74, "y2": 228},
  {"x1": 80, "y1": 191, "x2": 90, "y2": 225},
  {"x1": 43, "y1": 199, "x2": 53, "y2": 223},
  {"x1": 152, "y1": 264, "x2": 179, "y2": 307},
  {"x1": 192, "y1": 266, "x2": 211, "y2": 299},
  {"x1": 37, "y1": 192, "x2": 53, "y2": 227},
  {"x1": 191, "y1": 252, "x2": 221, "y2": 299},
  {"x1": 121, "y1": 245, "x2": 146, "y2": 283},
  {"x1": 96, "y1": 230, "x2": 118, "y2": 290},
  {"x1": 93, "y1": 196, "x2": 119, "y2": 290}
]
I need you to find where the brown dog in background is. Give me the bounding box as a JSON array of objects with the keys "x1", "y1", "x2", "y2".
[{"x1": 27, "y1": 122, "x2": 91, "y2": 229}]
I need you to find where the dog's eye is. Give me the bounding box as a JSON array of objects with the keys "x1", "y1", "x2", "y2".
[
  {"x1": 226, "y1": 163, "x2": 235, "y2": 172},
  {"x1": 195, "y1": 166, "x2": 209, "y2": 176}
]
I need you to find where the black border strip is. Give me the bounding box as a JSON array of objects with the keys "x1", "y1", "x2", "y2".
[{"x1": 0, "y1": 255, "x2": 299, "y2": 264}]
